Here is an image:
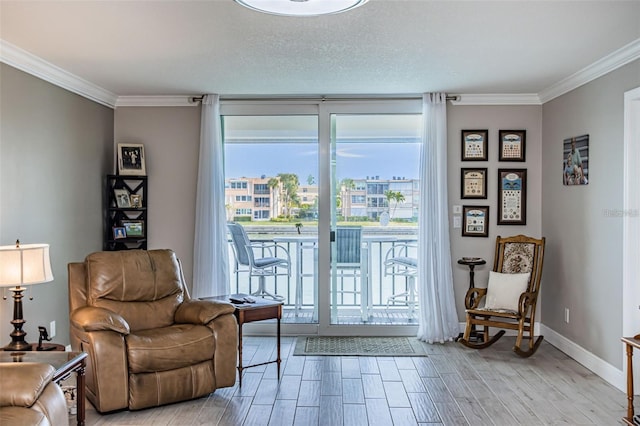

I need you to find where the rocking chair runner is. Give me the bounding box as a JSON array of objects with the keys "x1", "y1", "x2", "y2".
[{"x1": 459, "y1": 234, "x2": 546, "y2": 357}]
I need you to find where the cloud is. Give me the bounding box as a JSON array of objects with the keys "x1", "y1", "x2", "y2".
[{"x1": 337, "y1": 148, "x2": 365, "y2": 158}]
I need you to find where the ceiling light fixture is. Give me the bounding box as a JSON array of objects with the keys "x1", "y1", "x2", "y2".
[{"x1": 234, "y1": 0, "x2": 369, "y2": 17}]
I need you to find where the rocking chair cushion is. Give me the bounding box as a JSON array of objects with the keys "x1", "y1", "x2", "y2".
[{"x1": 484, "y1": 271, "x2": 530, "y2": 312}]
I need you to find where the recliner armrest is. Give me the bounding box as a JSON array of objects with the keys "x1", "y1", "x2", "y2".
[
  {"x1": 0, "y1": 363, "x2": 54, "y2": 407},
  {"x1": 70, "y1": 306, "x2": 130, "y2": 334},
  {"x1": 175, "y1": 300, "x2": 236, "y2": 325}
]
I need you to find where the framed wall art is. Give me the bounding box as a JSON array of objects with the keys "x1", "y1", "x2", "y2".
[
  {"x1": 117, "y1": 143, "x2": 146, "y2": 176},
  {"x1": 497, "y1": 169, "x2": 527, "y2": 225},
  {"x1": 462, "y1": 205, "x2": 489, "y2": 237},
  {"x1": 461, "y1": 168, "x2": 487, "y2": 199},
  {"x1": 563, "y1": 134, "x2": 589, "y2": 185},
  {"x1": 461, "y1": 130, "x2": 488, "y2": 161},
  {"x1": 499, "y1": 130, "x2": 526, "y2": 161}
]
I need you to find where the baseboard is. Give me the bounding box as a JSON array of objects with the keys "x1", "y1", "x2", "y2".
[{"x1": 540, "y1": 324, "x2": 625, "y2": 392}]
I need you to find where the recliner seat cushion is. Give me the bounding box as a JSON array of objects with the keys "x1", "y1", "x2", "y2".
[{"x1": 126, "y1": 324, "x2": 215, "y2": 373}]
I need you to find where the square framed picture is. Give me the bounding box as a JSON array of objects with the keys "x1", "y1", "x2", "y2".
[
  {"x1": 117, "y1": 143, "x2": 146, "y2": 176},
  {"x1": 121, "y1": 220, "x2": 144, "y2": 237},
  {"x1": 112, "y1": 227, "x2": 127, "y2": 240},
  {"x1": 461, "y1": 130, "x2": 488, "y2": 161},
  {"x1": 563, "y1": 134, "x2": 589, "y2": 185},
  {"x1": 497, "y1": 169, "x2": 527, "y2": 225},
  {"x1": 130, "y1": 194, "x2": 143, "y2": 208},
  {"x1": 461, "y1": 168, "x2": 487, "y2": 199},
  {"x1": 462, "y1": 205, "x2": 489, "y2": 237},
  {"x1": 499, "y1": 130, "x2": 526, "y2": 161},
  {"x1": 113, "y1": 188, "x2": 131, "y2": 208}
]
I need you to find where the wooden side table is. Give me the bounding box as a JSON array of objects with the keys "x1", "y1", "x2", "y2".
[
  {"x1": 456, "y1": 257, "x2": 486, "y2": 342},
  {"x1": 621, "y1": 335, "x2": 640, "y2": 425},
  {"x1": 205, "y1": 294, "x2": 283, "y2": 387}
]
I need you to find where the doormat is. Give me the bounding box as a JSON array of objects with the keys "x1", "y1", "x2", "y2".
[{"x1": 293, "y1": 336, "x2": 427, "y2": 357}]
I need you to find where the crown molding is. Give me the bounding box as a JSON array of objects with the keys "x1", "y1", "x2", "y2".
[
  {"x1": 451, "y1": 93, "x2": 541, "y2": 105},
  {"x1": 539, "y1": 38, "x2": 640, "y2": 104},
  {"x1": 0, "y1": 40, "x2": 118, "y2": 108},
  {"x1": 3, "y1": 36, "x2": 639, "y2": 109},
  {"x1": 115, "y1": 96, "x2": 199, "y2": 108}
]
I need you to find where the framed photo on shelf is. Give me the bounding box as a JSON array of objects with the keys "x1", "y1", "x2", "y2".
[
  {"x1": 498, "y1": 168, "x2": 527, "y2": 225},
  {"x1": 112, "y1": 227, "x2": 127, "y2": 240},
  {"x1": 461, "y1": 130, "x2": 488, "y2": 161},
  {"x1": 130, "y1": 194, "x2": 143, "y2": 208},
  {"x1": 117, "y1": 143, "x2": 146, "y2": 176},
  {"x1": 461, "y1": 168, "x2": 487, "y2": 199},
  {"x1": 121, "y1": 220, "x2": 144, "y2": 237},
  {"x1": 462, "y1": 205, "x2": 489, "y2": 237},
  {"x1": 113, "y1": 188, "x2": 131, "y2": 208},
  {"x1": 499, "y1": 130, "x2": 526, "y2": 161}
]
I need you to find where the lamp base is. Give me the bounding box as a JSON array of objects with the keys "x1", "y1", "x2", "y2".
[
  {"x1": 3, "y1": 286, "x2": 33, "y2": 351},
  {"x1": 3, "y1": 340, "x2": 33, "y2": 351}
]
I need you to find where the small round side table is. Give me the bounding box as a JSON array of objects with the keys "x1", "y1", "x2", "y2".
[{"x1": 456, "y1": 257, "x2": 486, "y2": 342}]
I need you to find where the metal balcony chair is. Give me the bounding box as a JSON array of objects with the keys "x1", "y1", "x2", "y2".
[
  {"x1": 384, "y1": 243, "x2": 418, "y2": 317},
  {"x1": 227, "y1": 222, "x2": 290, "y2": 301},
  {"x1": 332, "y1": 226, "x2": 368, "y2": 321}
]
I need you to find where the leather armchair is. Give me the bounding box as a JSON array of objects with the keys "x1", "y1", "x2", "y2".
[
  {"x1": 68, "y1": 249, "x2": 237, "y2": 413},
  {"x1": 0, "y1": 362, "x2": 69, "y2": 426}
]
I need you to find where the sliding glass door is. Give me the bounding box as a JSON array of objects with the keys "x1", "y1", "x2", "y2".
[
  {"x1": 221, "y1": 100, "x2": 422, "y2": 335},
  {"x1": 329, "y1": 113, "x2": 421, "y2": 326}
]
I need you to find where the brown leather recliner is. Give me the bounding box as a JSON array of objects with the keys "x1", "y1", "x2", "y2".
[
  {"x1": 68, "y1": 249, "x2": 237, "y2": 413},
  {"x1": 0, "y1": 362, "x2": 69, "y2": 426}
]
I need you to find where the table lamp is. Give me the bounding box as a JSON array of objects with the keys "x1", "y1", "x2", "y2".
[{"x1": 0, "y1": 240, "x2": 53, "y2": 351}]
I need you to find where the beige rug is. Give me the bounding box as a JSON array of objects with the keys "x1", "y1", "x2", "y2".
[{"x1": 293, "y1": 336, "x2": 427, "y2": 356}]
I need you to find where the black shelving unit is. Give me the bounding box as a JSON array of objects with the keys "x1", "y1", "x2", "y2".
[{"x1": 105, "y1": 174, "x2": 147, "y2": 251}]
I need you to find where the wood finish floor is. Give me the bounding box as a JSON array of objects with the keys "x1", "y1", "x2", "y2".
[{"x1": 82, "y1": 336, "x2": 627, "y2": 425}]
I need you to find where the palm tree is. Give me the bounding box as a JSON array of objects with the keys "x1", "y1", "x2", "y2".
[
  {"x1": 267, "y1": 177, "x2": 280, "y2": 218},
  {"x1": 385, "y1": 190, "x2": 405, "y2": 219},
  {"x1": 340, "y1": 178, "x2": 355, "y2": 221},
  {"x1": 277, "y1": 173, "x2": 300, "y2": 219}
]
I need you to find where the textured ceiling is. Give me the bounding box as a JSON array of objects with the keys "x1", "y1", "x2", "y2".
[{"x1": 1, "y1": 0, "x2": 639, "y2": 97}]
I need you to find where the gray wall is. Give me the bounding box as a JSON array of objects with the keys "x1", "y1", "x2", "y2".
[
  {"x1": 541, "y1": 59, "x2": 640, "y2": 368},
  {"x1": 0, "y1": 64, "x2": 113, "y2": 347},
  {"x1": 447, "y1": 105, "x2": 543, "y2": 319},
  {"x1": 113, "y1": 103, "x2": 545, "y2": 320},
  {"x1": 114, "y1": 106, "x2": 201, "y2": 288}
]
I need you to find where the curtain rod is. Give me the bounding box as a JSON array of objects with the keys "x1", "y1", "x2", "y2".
[{"x1": 188, "y1": 94, "x2": 460, "y2": 103}]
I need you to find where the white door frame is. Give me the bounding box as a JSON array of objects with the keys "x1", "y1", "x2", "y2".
[{"x1": 623, "y1": 86, "x2": 640, "y2": 388}]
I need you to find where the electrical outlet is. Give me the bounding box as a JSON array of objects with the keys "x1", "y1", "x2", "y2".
[
  {"x1": 564, "y1": 308, "x2": 570, "y2": 324},
  {"x1": 50, "y1": 321, "x2": 56, "y2": 338}
]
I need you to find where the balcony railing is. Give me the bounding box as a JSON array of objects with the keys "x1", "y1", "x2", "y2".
[{"x1": 228, "y1": 226, "x2": 418, "y2": 322}]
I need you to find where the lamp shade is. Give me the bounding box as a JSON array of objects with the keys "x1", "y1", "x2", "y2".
[{"x1": 0, "y1": 243, "x2": 53, "y2": 287}]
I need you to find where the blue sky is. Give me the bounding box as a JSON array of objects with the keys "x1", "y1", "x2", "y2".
[{"x1": 225, "y1": 142, "x2": 421, "y2": 183}]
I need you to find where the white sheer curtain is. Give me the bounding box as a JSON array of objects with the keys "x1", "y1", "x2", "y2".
[
  {"x1": 416, "y1": 93, "x2": 460, "y2": 343},
  {"x1": 192, "y1": 94, "x2": 230, "y2": 298}
]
